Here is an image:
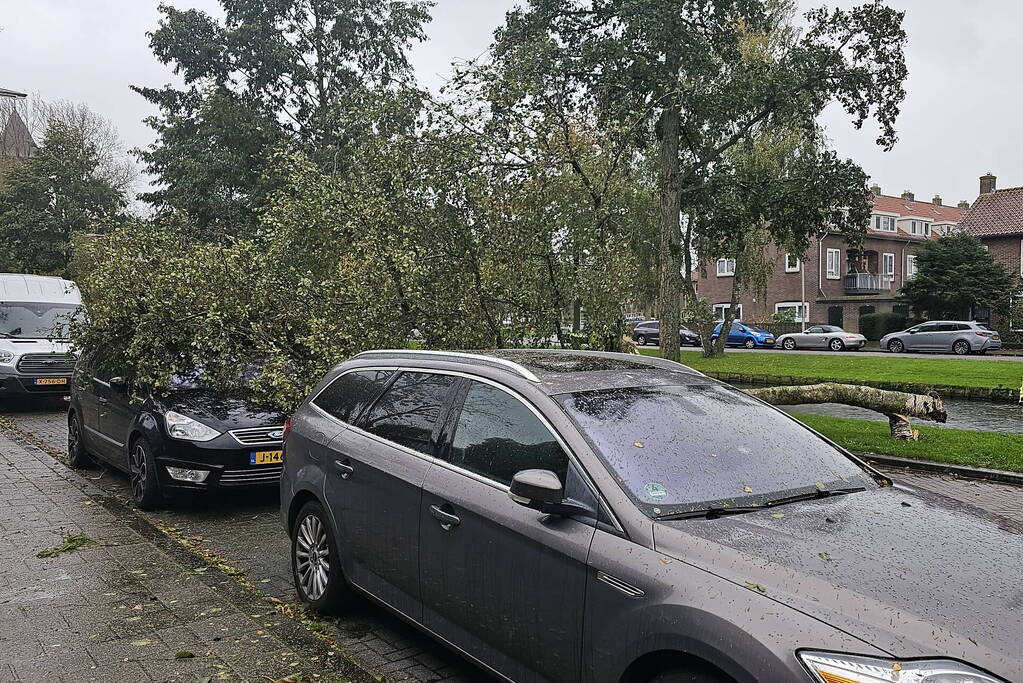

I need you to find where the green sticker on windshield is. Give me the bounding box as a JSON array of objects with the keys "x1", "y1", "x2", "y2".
[{"x1": 644, "y1": 482, "x2": 667, "y2": 500}]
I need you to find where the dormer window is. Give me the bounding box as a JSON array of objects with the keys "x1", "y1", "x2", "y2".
[
  {"x1": 873, "y1": 215, "x2": 896, "y2": 232},
  {"x1": 909, "y1": 220, "x2": 930, "y2": 237}
]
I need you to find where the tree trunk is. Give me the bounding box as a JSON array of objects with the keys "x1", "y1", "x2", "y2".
[
  {"x1": 657, "y1": 103, "x2": 683, "y2": 362},
  {"x1": 745, "y1": 383, "x2": 946, "y2": 441}
]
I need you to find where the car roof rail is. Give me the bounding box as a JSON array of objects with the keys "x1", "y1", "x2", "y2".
[{"x1": 352, "y1": 349, "x2": 542, "y2": 383}]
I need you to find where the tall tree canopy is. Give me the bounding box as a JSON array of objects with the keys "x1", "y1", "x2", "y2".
[
  {"x1": 133, "y1": 0, "x2": 433, "y2": 236},
  {"x1": 900, "y1": 232, "x2": 1017, "y2": 321},
  {"x1": 494, "y1": 0, "x2": 908, "y2": 359}
]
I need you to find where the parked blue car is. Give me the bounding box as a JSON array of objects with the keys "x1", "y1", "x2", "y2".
[{"x1": 710, "y1": 321, "x2": 776, "y2": 348}]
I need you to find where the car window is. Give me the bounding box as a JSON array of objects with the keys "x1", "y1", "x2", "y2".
[
  {"x1": 730, "y1": 323, "x2": 742, "y2": 332},
  {"x1": 916, "y1": 323, "x2": 940, "y2": 333},
  {"x1": 806, "y1": 326, "x2": 823, "y2": 334},
  {"x1": 649, "y1": 322, "x2": 660, "y2": 330},
  {"x1": 449, "y1": 381, "x2": 568, "y2": 486},
  {"x1": 937, "y1": 323, "x2": 958, "y2": 332},
  {"x1": 313, "y1": 370, "x2": 394, "y2": 424},
  {"x1": 361, "y1": 372, "x2": 458, "y2": 455},
  {"x1": 557, "y1": 384, "x2": 875, "y2": 517},
  {"x1": 956, "y1": 323, "x2": 972, "y2": 331}
]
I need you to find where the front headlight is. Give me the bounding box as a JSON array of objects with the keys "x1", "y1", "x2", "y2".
[
  {"x1": 165, "y1": 411, "x2": 221, "y2": 442},
  {"x1": 800, "y1": 651, "x2": 1003, "y2": 683},
  {"x1": 0, "y1": 350, "x2": 13, "y2": 364}
]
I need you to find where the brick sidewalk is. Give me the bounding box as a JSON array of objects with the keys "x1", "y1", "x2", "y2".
[{"x1": 0, "y1": 430, "x2": 341, "y2": 683}]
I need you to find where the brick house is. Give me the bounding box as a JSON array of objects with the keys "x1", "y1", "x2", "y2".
[
  {"x1": 693, "y1": 188, "x2": 966, "y2": 333},
  {"x1": 957, "y1": 174, "x2": 1023, "y2": 329}
]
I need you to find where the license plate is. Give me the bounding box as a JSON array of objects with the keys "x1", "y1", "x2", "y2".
[
  {"x1": 249, "y1": 450, "x2": 283, "y2": 465},
  {"x1": 33, "y1": 377, "x2": 68, "y2": 386},
  {"x1": 764, "y1": 339, "x2": 774, "y2": 344}
]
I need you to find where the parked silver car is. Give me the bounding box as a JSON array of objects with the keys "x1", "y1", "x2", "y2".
[
  {"x1": 881, "y1": 321, "x2": 1001, "y2": 355},
  {"x1": 280, "y1": 349, "x2": 1019, "y2": 683},
  {"x1": 776, "y1": 325, "x2": 867, "y2": 351}
]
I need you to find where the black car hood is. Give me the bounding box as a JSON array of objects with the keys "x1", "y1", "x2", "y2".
[
  {"x1": 654, "y1": 484, "x2": 1023, "y2": 679},
  {"x1": 160, "y1": 390, "x2": 286, "y2": 432}
]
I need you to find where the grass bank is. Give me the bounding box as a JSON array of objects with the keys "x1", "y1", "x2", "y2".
[
  {"x1": 635, "y1": 348, "x2": 1023, "y2": 393},
  {"x1": 790, "y1": 413, "x2": 1023, "y2": 474}
]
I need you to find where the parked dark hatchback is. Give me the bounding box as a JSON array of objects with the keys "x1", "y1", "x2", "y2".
[
  {"x1": 632, "y1": 320, "x2": 701, "y2": 346},
  {"x1": 281, "y1": 349, "x2": 1020, "y2": 683},
  {"x1": 69, "y1": 352, "x2": 287, "y2": 509}
]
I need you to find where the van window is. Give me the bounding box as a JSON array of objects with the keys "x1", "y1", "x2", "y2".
[
  {"x1": 361, "y1": 372, "x2": 458, "y2": 455},
  {"x1": 313, "y1": 370, "x2": 394, "y2": 424}
]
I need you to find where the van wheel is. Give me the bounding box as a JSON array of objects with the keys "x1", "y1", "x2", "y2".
[
  {"x1": 953, "y1": 340, "x2": 971, "y2": 356},
  {"x1": 67, "y1": 411, "x2": 91, "y2": 468},
  {"x1": 128, "y1": 437, "x2": 162, "y2": 510},
  {"x1": 744, "y1": 338, "x2": 756, "y2": 349},
  {"x1": 292, "y1": 501, "x2": 351, "y2": 615},
  {"x1": 887, "y1": 339, "x2": 905, "y2": 353}
]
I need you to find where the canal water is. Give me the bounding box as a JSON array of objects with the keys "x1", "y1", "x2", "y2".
[{"x1": 732, "y1": 383, "x2": 1023, "y2": 434}]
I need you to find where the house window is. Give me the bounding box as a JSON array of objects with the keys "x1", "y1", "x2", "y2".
[
  {"x1": 873, "y1": 215, "x2": 896, "y2": 232},
  {"x1": 909, "y1": 220, "x2": 930, "y2": 237},
  {"x1": 775, "y1": 301, "x2": 809, "y2": 322},
  {"x1": 826, "y1": 249, "x2": 841, "y2": 279},
  {"x1": 716, "y1": 258, "x2": 736, "y2": 277},
  {"x1": 784, "y1": 254, "x2": 800, "y2": 273},
  {"x1": 882, "y1": 252, "x2": 895, "y2": 283},
  {"x1": 713, "y1": 303, "x2": 742, "y2": 321},
  {"x1": 906, "y1": 255, "x2": 919, "y2": 278}
]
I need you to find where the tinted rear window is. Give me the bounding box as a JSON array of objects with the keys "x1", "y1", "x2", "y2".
[
  {"x1": 558, "y1": 384, "x2": 873, "y2": 516},
  {"x1": 361, "y1": 372, "x2": 458, "y2": 454},
  {"x1": 313, "y1": 370, "x2": 394, "y2": 424}
]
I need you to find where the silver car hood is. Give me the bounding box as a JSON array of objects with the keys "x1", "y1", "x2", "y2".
[{"x1": 654, "y1": 485, "x2": 1023, "y2": 679}]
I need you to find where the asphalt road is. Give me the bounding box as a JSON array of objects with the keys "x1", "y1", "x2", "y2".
[{"x1": 646, "y1": 344, "x2": 1023, "y2": 362}]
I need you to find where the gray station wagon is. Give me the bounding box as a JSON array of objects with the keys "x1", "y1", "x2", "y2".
[
  {"x1": 280, "y1": 349, "x2": 1020, "y2": 683},
  {"x1": 881, "y1": 321, "x2": 1001, "y2": 355}
]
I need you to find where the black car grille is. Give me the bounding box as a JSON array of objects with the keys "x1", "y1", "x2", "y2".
[
  {"x1": 16, "y1": 353, "x2": 76, "y2": 375},
  {"x1": 228, "y1": 426, "x2": 285, "y2": 445},
  {"x1": 220, "y1": 466, "x2": 282, "y2": 486}
]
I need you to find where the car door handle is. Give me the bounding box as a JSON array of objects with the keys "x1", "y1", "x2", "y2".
[
  {"x1": 333, "y1": 460, "x2": 354, "y2": 479},
  {"x1": 429, "y1": 504, "x2": 461, "y2": 531}
]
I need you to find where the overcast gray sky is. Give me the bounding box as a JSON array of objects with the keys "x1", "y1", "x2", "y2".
[{"x1": 1, "y1": 0, "x2": 1018, "y2": 204}]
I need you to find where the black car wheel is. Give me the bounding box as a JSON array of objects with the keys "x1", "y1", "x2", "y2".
[
  {"x1": 887, "y1": 339, "x2": 905, "y2": 353},
  {"x1": 953, "y1": 340, "x2": 971, "y2": 356},
  {"x1": 743, "y1": 338, "x2": 756, "y2": 349},
  {"x1": 292, "y1": 501, "x2": 350, "y2": 615},
  {"x1": 829, "y1": 338, "x2": 845, "y2": 352},
  {"x1": 128, "y1": 437, "x2": 162, "y2": 510},
  {"x1": 636, "y1": 334, "x2": 647, "y2": 346},
  {"x1": 782, "y1": 338, "x2": 797, "y2": 350},
  {"x1": 67, "y1": 411, "x2": 91, "y2": 469}
]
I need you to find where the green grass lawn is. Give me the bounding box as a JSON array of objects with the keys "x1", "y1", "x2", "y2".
[
  {"x1": 790, "y1": 413, "x2": 1023, "y2": 473},
  {"x1": 635, "y1": 348, "x2": 1023, "y2": 391}
]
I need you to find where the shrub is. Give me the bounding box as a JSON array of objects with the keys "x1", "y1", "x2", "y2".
[{"x1": 859, "y1": 312, "x2": 907, "y2": 341}]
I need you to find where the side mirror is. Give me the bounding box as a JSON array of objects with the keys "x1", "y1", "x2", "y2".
[
  {"x1": 109, "y1": 376, "x2": 128, "y2": 390},
  {"x1": 508, "y1": 469, "x2": 592, "y2": 518},
  {"x1": 907, "y1": 329, "x2": 917, "y2": 334}
]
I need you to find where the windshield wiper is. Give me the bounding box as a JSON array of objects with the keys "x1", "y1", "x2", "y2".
[
  {"x1": 656, "y1": 487, "x2": 867, "y2": 522},
  {"x1": 764, "y1": 486, "x2": 866, "y2": 509}
]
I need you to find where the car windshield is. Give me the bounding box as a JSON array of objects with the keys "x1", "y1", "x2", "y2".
[
  {"x1": 0, "y1": 303, "x2": 83, "y2": 339},
  {"x1": 557, "y1": 384, "x2": 875, "y2": 517}
]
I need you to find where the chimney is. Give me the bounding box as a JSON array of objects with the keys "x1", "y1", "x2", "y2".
[
  {"x1": 932, "y1": 195, "x2": 942, "y2": 206},
  {"x1": 901, "y1": 190, "x2": 915, "y2": 201},
  {"x1": 869, "y1": 183, "x2": 881, "y2": 196},
  {"x1": 980, "y1": 173, "x2": 997, "y2": 195}
]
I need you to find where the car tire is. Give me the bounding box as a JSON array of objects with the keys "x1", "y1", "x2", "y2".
[
  {"x1": 292, "y1": 501, "x2": 351, "y2": 615},
  {"x1": 953, "y1": 340, "x2": 971, "y2": 356},
  {"x1": 829, "y1": 338, "x2": 845, "y2": 352},
  {"x1": 649, "y1": 666, "x2": 729, "y2": 683},
  {"x1": 637, "y1": 335, "x2": 647, "y2": 346},
  {"x1": 67, "y1": 411, "x2": 91, "y2": 469},
  {"x1": 743, "y1": 338, "x2": 756, "y2": 349},
  {"x1": 887, "y1": 339, "x2": 905, "y2": 353},
  {"x1": 782, "y1": 338, "x2": 797, "y2": 350},
  {"x1": 128, "y1": 436, "x2": 162, "y2": 510}
]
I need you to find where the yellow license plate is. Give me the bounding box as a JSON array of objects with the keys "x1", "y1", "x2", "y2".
[
  {"x1": 249, "y1": 450, "x2": 283, "y2": 465},
  {"x1": 34, "y1": 377, "x2": 68, "y2": 385},
  {"x1": 764, "y1": 339, "x2": 774, "y2": 344}
]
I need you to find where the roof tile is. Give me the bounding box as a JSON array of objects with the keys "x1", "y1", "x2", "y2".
[{"x1": 959, "y1": 187, "x2": 1023, "y2": 236}]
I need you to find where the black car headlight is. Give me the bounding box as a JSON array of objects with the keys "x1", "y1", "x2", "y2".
[{"x1": 800, "y1": 651, "x2": 1004, "y2": 683}]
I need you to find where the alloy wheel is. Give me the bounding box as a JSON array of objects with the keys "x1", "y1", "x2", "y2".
[
  {"x1": 744, "y1": 339, "x2": 756, "y2": 349},
  {"x1": 68, "y1": 418, "x2": 80, "y2": 453},
  {"x1": 953, "y1": 341, "x2": 970, "y2": 356},
  {"x1": 829, "y1": 339, "x2": 844, "y2": 352},
  {"x1": 295, "y1": 514, "x2": 330, "y2": 601},
  {"x1": 636, "y1": 335, "x2": 647, "y2": 346},
  {"x1": 129, "y1": 444, "x2": 147, "y2": 502},
  {"x1": 888, "y1": 340, "x2": 904, "y2": 353},
  {"x1": 783, "y1": 338, "x2": 796, "y2": 350}
]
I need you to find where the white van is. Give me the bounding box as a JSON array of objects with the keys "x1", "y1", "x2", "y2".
[{"x1": 0, "y1": 274, "x2": 83, "y2": 399}]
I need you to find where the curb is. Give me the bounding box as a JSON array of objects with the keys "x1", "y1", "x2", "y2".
[
  {"x1": 862, "y1": 452, "x2": 1023, "y2": 486},
  {"x1": 702, "y1": 371, "x2": 1021, "y2": 403}
]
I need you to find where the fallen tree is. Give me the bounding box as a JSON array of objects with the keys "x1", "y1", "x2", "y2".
[{"x1": 746, "y1": 383, "x2": 947, "y2": 441}]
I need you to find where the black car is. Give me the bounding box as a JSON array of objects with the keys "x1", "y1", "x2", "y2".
[
  {"x1": 68, "y1": 352, "x2": 286, "y2": 509},
  {"x1": 632, "y1": 320, "x2": 701, "y2": 346}
]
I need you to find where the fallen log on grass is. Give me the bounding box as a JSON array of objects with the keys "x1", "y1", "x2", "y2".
[{"x1": 745, "y1": 382, "x2": 946, "y2": 441}]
